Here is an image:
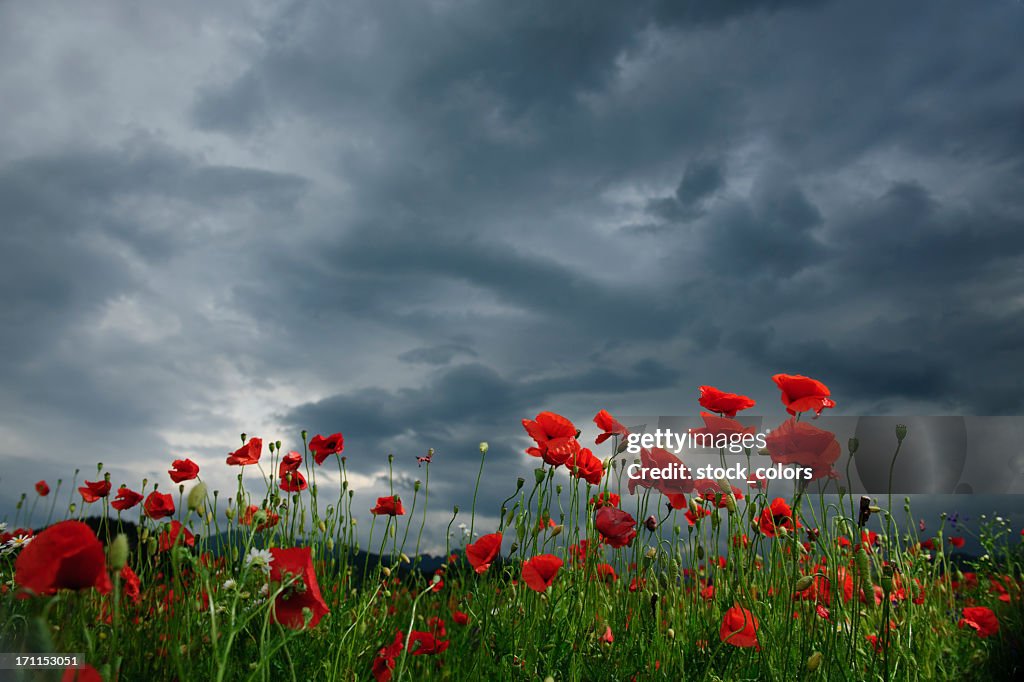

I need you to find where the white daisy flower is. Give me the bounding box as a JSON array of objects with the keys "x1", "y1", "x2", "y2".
[
  {"x1": 222, "y1": 579, "x2": 237, "y2": 590},
  {"x1": 4, "y1": 534, "x2": 33, "y2": 553},
  {"x1": 245, "y1": 548, "x2": 273, "y2": 574}
]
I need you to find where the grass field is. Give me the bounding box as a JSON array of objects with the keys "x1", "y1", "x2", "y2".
[{"x1": 2, "y1": 378, "x2": 1021, "y2": 681}]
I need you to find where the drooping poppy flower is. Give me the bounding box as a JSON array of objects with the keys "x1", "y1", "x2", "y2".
[
  {"x1": 452, "y1": 610, "x2": 470, "y2": 626},
  {"x1": 589, "y1": 492, "x2": 620, "y2": 508},
  {"x1": 522, "y1": 411, "x2": 580, "y2": 466},
  {"x1": 279, "y1": 451, "x2": 303, "y2": 475},
  {"x1": 109, "y1": 486, "x2": 143, "y2": 512},
  {"x1": 372, "y1": 630, "x2": 404, "y2": 682},
  {"x1": 522, "y1": 554, "x2": 563, "y2": 592},
  {"x1": 226, "y1": 438, "x2": 262, "y2": 466},
  {"x1": 158, "y1": 520, "x2": 195, "y2": 552},
  {"x1": 758, "y1": 497, "x2": 800, "y2": 537},
  {"x1": 949, "y1": 536, "x2": 965, "y2": 548},
  {"x1": 959, "y1": 606, "x2": 999, "y2": 638},
  {"x1": 14, "y1": 520, "x2": 112, "y2": 596},
  {"x1": 35, "y1": 480, "x2": 49, "y2": 496},
  {"x1": 594, "y1": 409, "x2": 630, "y2": 445},
  {"x1": 568, "y1": 447, "x2": 603, "y2": 485},
  {"x1": 309, "y1": 432, "x2": 344, "y2": 465},
  {"x1": 144, "y1": 491, "x2": 175, "y2": 520},
  {"x1": 719, "y1": 604, "x2": 760, "y2": 649},
  {"x1": 764, "y1": 418, "x2": 841, "y2": 480},
  {"x1": 269, "y1": 547, "x2": 330, "y2": 629},
  {"x1": 370, "y1": 495, "x2": 405, "y2": 516},
  {"x1": 685, "y1": 505, "x2": 711, "y2": 526},
  {"x1": 61, "y1": 665, "x2": 103, "y2": 682},
  {"x1": 168, "y1": 458, "x2": 199, "y2": 483},
  {"x1": 120, "y1": 563, "x2": 142, "y2": 604},
  {"x1": 279, "y1": 470, "x2": 308, "y2": 493},
  {"x1": 595, "y1": 507, "x2": 637, "y2": 549},
  {"x1": 666, "y1": 493, "x2": 688, "y2": 510},
  {"x1": 78, "y1": 480, "x2": 111, "y2": 503},
  {"x1": 772, "y1": 374, "x2": 835, "y2": 416},
  {"x1": 698, "y1": 386, "x2": 756, "y2": 417},
  {"x1": 465, "y1": 533, "x2": 502, "y2": 574}
]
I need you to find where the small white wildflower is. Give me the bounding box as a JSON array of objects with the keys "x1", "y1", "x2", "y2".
[
  {"x1": 0, "y1": 522, "x2": 7, "y2": 533},
  {"x1": 259, "y1": 583, "x2": 270, "y2": 597},
  {"x1": 4, "y1": 535, "x2": 33, "y2": 553},
  {"x1": 245, "y1": 548, "x2": 274, "y2": 574},
  {"x1": 457, "y1": 522, "x2": 467, "y2": 531},
  {"x1": 222, "y1": 579, "x2": 237, "y2": 591}
]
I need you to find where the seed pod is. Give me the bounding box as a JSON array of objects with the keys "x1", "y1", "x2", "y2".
[{"x1": 795, "y1": 575, "x2": 814, "y2": 592}]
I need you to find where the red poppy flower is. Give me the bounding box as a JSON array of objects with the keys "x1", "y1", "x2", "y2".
[
  {"x1": 772, "y1": 374, "x2": 835, "y2": 416},
  {"x1": 280, "y1": 470, "x2": 308, "y2": 493},
  {"x1": 309, "y1": 432, "x2": 344, "y2": 465},
  {"x1": 595, "y1": 507, "x2": 637, "y2": 549},
  {"x1": 719, "y1": 604, "x2": 760, "y2": 649},
  {"x1": 593, "y1": 563, "x2": 618, "y2": 583},
  {"x1": 522, "y1": 554, "x2": 563, "y2": 592},
  {"x1": 78, "y1": 480, "x2": 111, "y2": 503},
  {"x1": 109, "y1": 487, "x2": 143, "y2": 512},
  {"x1": 522, "y1": 411, "x2": 580, "y2": 466},
  {"x1": 466, "y1": 533, "x2": 502, "y2": 574},
  {"x1": 168, "y1": 458, "x2": 199, "y2": 483},
  {"x1": 452, "y1": 610, "x2": 470, "y2": 626},
  {"x1": 158, "y1": 520, "x2": 195, "y2": 552},
  {"x1": 685, "y1": 505, "x2": 711, "y2": 526},
  {"x1": 764, "y1": 418, "x2": 841, "y2": 480},
  {"x1": 408, "y1": 630, "x2": 450, "y2": 655},
  {"x1": 35, "y1": 480, "x2": 49, "y2": 496},
  {"x1": 61, "y1": 665, "x2": 102, "y2": 682},
  {"x1": 14, "y1": 520, "x2": 112, "y2": 596},
  {"x1": 279, "y1": 451, "x2": 303, "y2": 476},
  {"x1": 959, "y1": 606, "x2": 999, "y2": 638},
  {"x1": 372, "y1": 630, "x2": 404, "y2": 682},
  {"x1": 226, "y1": 438, "x2": 262, "y2": 466},
  {"x1": 589, "y1": 492, "x2": 620, "y2": 508},
  {"x1": 600, "y1": 625, "x2": 614, "y2": 644},
  {"x1": 144, "y1": 491, "x2": 175, "y2": 520},
  {"x1": 239, "y1": 505, "x2": 280, "y2": 531},
  {"x1": 269, "y1": 547, "x2": 330, "y2": 629},
  {"x1": 370, "y1": 496, "x2": 405, "y2": 516},
  {"x1": 949, "y1": 536, "x2": 965, "y2": 548},
  {"x1": 568, "y1": 447, "x2": 603, "y2": 485},
  {"x1": 758, "y1": 497, "x2": 800, "y2": 537},
  {"x1": 594, "y1": 409, "x2": 630, "y2": 444},
  {"x1": 120, "y1": 563, "x2": 141, "y2": 604},
  {"x1": 698, "y1": 386, "x2": 756, "y2": 417}
]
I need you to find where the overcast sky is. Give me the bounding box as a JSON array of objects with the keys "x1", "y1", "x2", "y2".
[{"x1": 2, "y1": 0, "x2": 1023, "y2": 552}]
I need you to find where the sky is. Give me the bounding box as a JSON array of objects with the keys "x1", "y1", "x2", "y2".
[{"x1": 1, "y1": 0, "x2": 1023, "y2": 554}]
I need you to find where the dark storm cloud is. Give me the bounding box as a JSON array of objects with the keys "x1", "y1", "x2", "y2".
[{"x1": 2, "y1": 0, "x2": 1023, "y2": 546}]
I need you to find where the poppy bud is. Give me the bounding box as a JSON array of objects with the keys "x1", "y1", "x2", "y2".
[
  {"x1": 187, "y1": 482, "x2": 207, "y2": 512},
  {"x1": 253, "y1": 510, "x2": 268, "y2": 527},
  {"x1": 241, "y1": 433, "x2": 247, "y2": 443},
  {"x1": 453, "y1": 505, "x2": 459, "y2": 515},
  {"x1": 696, "y1": 545, "x2": 705, "y2": 560},
  {"x1": 795, "y1": 575, "x2": 814, "y2": 592},
  {"x1": 318, "y1": 521, "x2": 326, "y2": 533},
  {"x1": 509, "y1": 542, "x2": 519, "y2": 554},
  {"x1": 389, "y1": 524, "x2": 396, "y2": 538},
  {"x1": 667, "y1": 628, "x2": 675, "y2": 640},
  {"x1": 68, "y1": 503, "x2": 76, "y2": 514},
  {"x1": 401, "y1": 553, "x2": 411, "y2": 564},
  {"x1": 848, "y1": 437, "x2": 859, "y2": 454},
  {"x1": 382, "y1": 566, "x2": 391, "y2": 577},
  {"x1": 881, "y1": 565, "x2": 893, "y2": 594},
  {"x1": 414, "y1": 480, "x2": 421, "y2": 492},
  {"x1": 505, "y1": 509, "x2": 516, "y2": 526},
  {"x1": 645, "y1": 515, "x2": 658, "y2": 531},
  {"x1": 869, "y1": 505, "x2": 881, "y2": 514},
  {"x1": 107, "y1": 534, "x2": 129, "y2": 571},
  {"x1": 388, "y1": 453, "x2": 394, "y2": 463},
  {"x1": 225, "y1": 507, "x2": 235, "y2": 520},
  {"x1": 807, "y1": 651, "x2": 823, "y2": 672},
  {"x1": 645, "y1": 546, "x2": 658, "y2": 560},
  {"x1": 551, "y1": 525, "x2": 564, "y2": 538},
  {"x1": 479, "y1": 442, "x2": 489, "y2": 454},
  {"x1": 895, "y1": 424, "x2": 908, "y2": 442}
]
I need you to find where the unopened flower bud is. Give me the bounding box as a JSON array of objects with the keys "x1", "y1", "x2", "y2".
[
  {"x1": 644, "y1": 546, "x2": 658, "y2": 560},
  {"x1": 550, "y1": 525, "x2": 564, "y2": 538},
  {"x1": 806, "y1": 651, "x2": 823, "y2": 672},
  {"x1": 479, "y1": 442, "x2": 489, "y2": 454},
  {"x1": 645, "y1": 515, "x2": 658, "y2": 531},
  {"x1": 107, "y1": 534, "x2": 129, "y2": 571},
  {"x1": 414, "y1": 480, "x2": 421, "y2": 492},
  {"x1": 848, "y1": 437, "x2": 859, "y2": 454},
  {"x1": 382, "y1": 566, "x2": 391, "y2": 577},
  {"x1": 795, "y1": 575, "x2": 814, "y2": 592},
  {"x1": 187, "y1": 482, "x2": 207, "y2": 512}
]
